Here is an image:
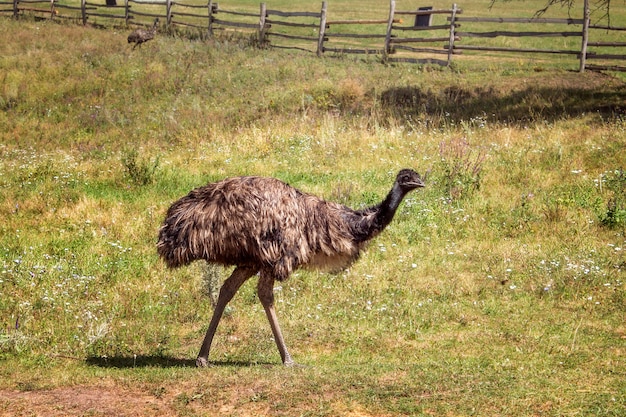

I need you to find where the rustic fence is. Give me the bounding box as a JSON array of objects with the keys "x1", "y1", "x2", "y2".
[{"x1": 1, "y1": 0, "x2": 625, "y2": 72}]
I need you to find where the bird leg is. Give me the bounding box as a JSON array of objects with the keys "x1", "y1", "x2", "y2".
[
  {"x1": 196, "y1": 265, "x2": 257, "y2": 367},
  {"x1": 258, "y1": 271, "x2": 295, "y2": 366}
]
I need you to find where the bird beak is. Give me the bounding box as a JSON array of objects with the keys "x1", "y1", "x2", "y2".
[{"x1": 409, "y1": 178, "x2": 426, "y2": 188}]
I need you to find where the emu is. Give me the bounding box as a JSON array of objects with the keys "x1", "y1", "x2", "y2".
[
  {"x1": 157, "y1": 169, "x2": 425, "y2": 367},
  {"x1": 128, "y1": 18, "x2": 159, "y2": 49}
]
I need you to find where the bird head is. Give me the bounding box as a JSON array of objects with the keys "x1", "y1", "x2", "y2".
[{"x1": 396, "y1": 169, "x2": 425, "y2": 192}]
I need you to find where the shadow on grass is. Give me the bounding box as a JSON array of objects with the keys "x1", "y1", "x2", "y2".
[
  {"x1": 379, "y1": 71, "x2": 626, "y2": 124},
  {"x1": 85, "y1": 355, "x2": 275, "y2": 369}
]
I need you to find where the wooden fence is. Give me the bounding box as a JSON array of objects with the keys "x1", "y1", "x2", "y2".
[{"x1": 1, "y1": 0, "x2": 625, "y2": 72}]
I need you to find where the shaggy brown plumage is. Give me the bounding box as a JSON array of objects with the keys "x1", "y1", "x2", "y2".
[
  {"x1": 127, "y1": 18, "x2": 159, "y2": 49},
  {"x1": 157, "y1": 169, "x2": 425, "y2": 367}
]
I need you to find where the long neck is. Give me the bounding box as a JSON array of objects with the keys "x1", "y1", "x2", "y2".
[
  {"x1": 375, "y1": 181, "x2": 407, "y2": 228},
  {"x1": 351, "y1": 182, "x2": 407, "y2": 243}
]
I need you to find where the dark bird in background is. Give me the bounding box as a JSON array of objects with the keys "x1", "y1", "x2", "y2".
[
  {"x1": 157, "y1": 169, "x2": 425, "y2": 367},
  {"x1": 128, "y1": 18, "x2": 159, "y2": 49}
]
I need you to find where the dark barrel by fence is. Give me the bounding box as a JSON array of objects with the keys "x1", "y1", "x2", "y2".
[{"x1": 415, "y1": 6, "x2": 432, "y2": 27}]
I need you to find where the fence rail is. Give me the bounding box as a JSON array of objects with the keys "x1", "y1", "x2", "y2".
[{"x1": 2, "y1": 0, "x2": 625, "y2": 71}]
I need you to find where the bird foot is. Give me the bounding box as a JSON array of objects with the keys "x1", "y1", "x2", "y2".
[
  {"x1": 283, "y1": 359, "x2": 305, "y2": 368},
  {"x1": 196, "y1": 357, "x2": 210, "y2": 368}
]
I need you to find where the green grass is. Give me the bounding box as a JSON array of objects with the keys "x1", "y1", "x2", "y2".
[{"x1": 1, "y1": 9, "x2": 625, "y2": 417}]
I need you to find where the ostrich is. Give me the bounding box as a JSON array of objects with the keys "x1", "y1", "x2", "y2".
[
  {"x1": 157, "y1": 169, "x2": 425, "y2": 367},
  {"x1": 128, "y1": 18, "x2": 159, "y2": 49}
]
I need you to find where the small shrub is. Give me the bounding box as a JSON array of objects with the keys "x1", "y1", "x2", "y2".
[
  {"x1": 542, "y1": 195, "x2": 566, "y2": 223},
  {"x1": 336, "y1": 78, "x2": 366, "y2": 111},
  {"x1": 306, "y1": 78, "x2": 366, "y2": 113},
  {"x1": 599, "y1": 168, "x2": 626, "y2": 229},
  {"x1": 438, "y1": 137, "x2": 487, "y2": 200},
  {"x1": 121, "y1": 148, "x2": 160, "y2": 186},
  {"x1": 0, "y1": 326, "x2": 29, "y2": 355},
  {"x1": 308, "y1": 81, "x2": 337, "y2": 111}
]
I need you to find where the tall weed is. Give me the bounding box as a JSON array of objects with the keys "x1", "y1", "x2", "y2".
[
  {"x1": 437, "y1": 136, "x2": 487, "y2": 201},
  {"x1": 599, "y1": 168, "x2": 626, "y2": 229},
  {"x1": 121, "y1": 148, "x2": 160, "y2": 186}
]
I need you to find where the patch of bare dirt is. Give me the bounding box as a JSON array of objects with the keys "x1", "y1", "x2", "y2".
[
  {"x1": 0, "y1": 380, "x2": 388, "y2": 416},
  {"x1": 0, "y1": 386, "x2": 175, "y2": 417}
]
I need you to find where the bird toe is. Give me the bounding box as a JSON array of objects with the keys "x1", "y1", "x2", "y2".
[{"x1": 195, "y1": 357, "x2": 210, "y2": 368}]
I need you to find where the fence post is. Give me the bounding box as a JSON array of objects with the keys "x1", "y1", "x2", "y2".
[
  {"x1": 384, "y1": 0, "x2": 396, "y2": 60},
  {"x1": 81, "y1": 0, "x2": 86, "y2": 25},
  {"x1": 447, "y1": 3, "x2": 458, "y2": 66},
  {"x1": 317, "y1": 1, "x2": 327, "y2": 57},
  {"x1": 50, "y1": 0, "x2": 55, "y2": 20},
  {"x1": 259, "y1": 3, "x2": 267, "y2": 47},
  {"x1": 579, "y1": 0, "x2": 590, "y2": 73},
  {"x1": 208, "y1": 0, "x2": 215, "y2": 37},
  {"x1": 13, "y1": 0, "x2": 18, "y2": 18},
  {"x1": 166, "y1": 0, "x2": 172, "y2": 26},
  {"x1": 124, "y1": 0, "x2": 129, "y2": 25}
]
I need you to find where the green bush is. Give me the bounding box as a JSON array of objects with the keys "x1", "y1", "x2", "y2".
[
  {"x1": 121, "y1": 148, "x2": 160, "y2": 186},
  {"x1": 599, "y1": 168, "x2": 626, "y2": 229}
]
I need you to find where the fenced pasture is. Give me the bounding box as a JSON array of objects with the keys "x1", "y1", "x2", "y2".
[
  {"x1": 1, "y1": 2, "x2": 625, "y2": 416},
  {"x1": 1, "y1": 0, "x2": 626, "y2": 70}
]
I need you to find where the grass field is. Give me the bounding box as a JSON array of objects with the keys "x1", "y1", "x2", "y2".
[{"x1": 1, "y1": 2, "x2": 625, "y2": 415}]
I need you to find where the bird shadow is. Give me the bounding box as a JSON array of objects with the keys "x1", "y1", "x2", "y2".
[{"x1": 85, "y1": 355, "x2": 275, "y2": 369}]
